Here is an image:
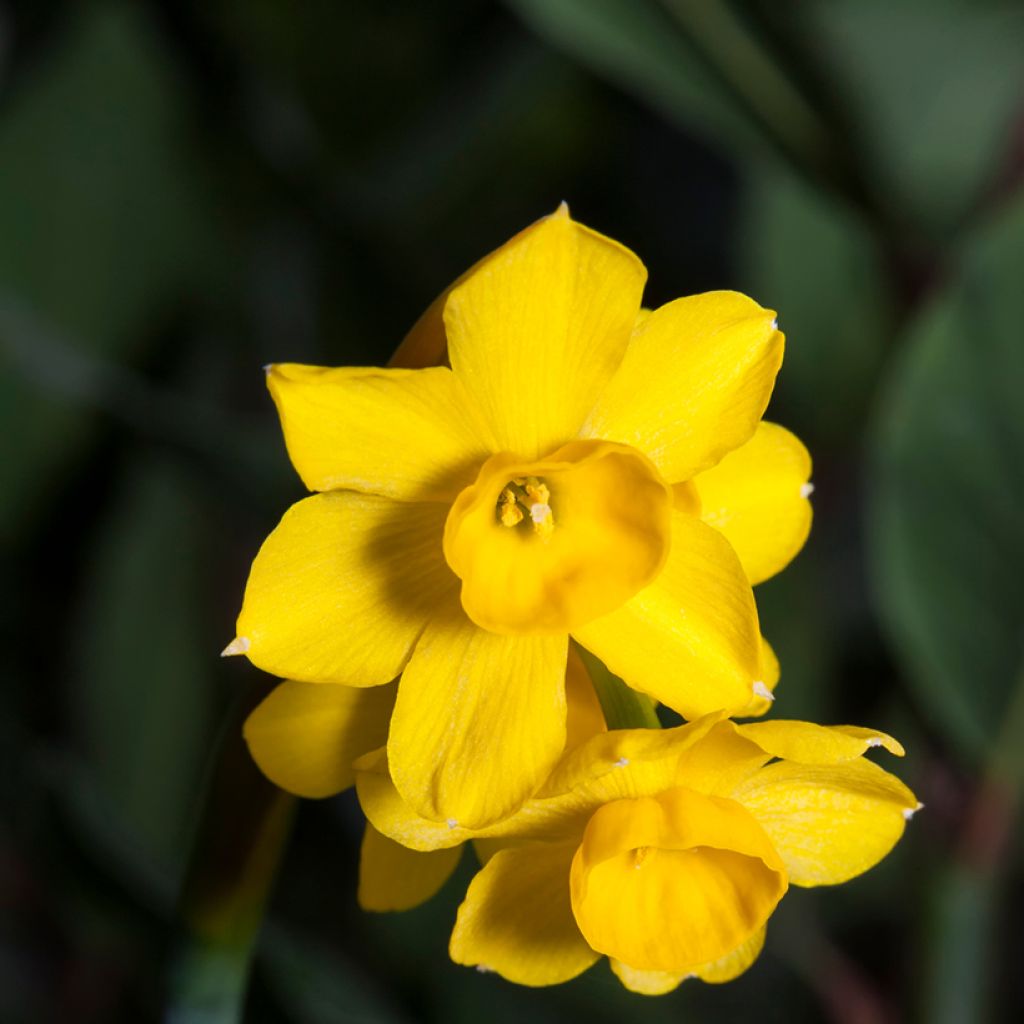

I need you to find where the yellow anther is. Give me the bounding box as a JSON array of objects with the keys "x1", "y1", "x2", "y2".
[
  {"x1": 525, "y1": 481, "x2": 550, "y2": 506},
  {"x1": 498, "y1": 488, "x2": 524, "y2": 527}
]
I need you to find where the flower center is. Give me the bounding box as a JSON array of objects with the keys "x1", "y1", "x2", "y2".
[
  {"x1": 444, "y1": 439, "x2": 673, "y2": 635},
  {"x1": 497, "y1": 477, "x2": 554, "y2": 537}
]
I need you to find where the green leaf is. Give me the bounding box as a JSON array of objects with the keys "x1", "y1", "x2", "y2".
[
  {"x1": 69, "y1": 456, "x2": 219, "y2": 861},
  {"x1": 505, "y1": 0, "x2": 770, "y2": 157},
  {"x1": 0, "y1": 2, "x2": 217, "y2": 540},
  {"x1": 740, "y1": 164, "x2": 893, "y2": 443},
  {"x1": 869, "y1": 193, "x2": 1024, "y2": 759},
  {"x1": 810, "y1": 0, "x2": 1024, "y2": 234}
]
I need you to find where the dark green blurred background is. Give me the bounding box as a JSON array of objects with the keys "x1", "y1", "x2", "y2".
[{"x1": 3, "y1": 1, "x2": 1024, "y2": 1021}]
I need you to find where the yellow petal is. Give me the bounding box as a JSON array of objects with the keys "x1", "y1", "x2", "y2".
[
  {"x1": 737, "y1": 720, "x2": 905, "y2": 763},
  {"x1": 236, "y1": 493, "x2": 456, "y2": 684},
  {"x1": 243, "y1": 680, "x2": 395, "y2": 798},
  {"x1": 609, "y1": 959, "x2": 688, "y2": 996},
  {"x1": 582, "y1": 291, "x2": 783, "y2": 483},
  {"x1": 610, "y1": 924, "x2": 764, "y2": 993},
  {"x1": 736, "y1": 637, "x2": 779, "y2": 718},
  {"x1": 445, "y1": 205, "x2": 647, "y2": 459},
  {"x1": 733, "y1": 758, "x2": 918, "y2": 887},
  {"x1": 691, "y1": 421, "x2": 812, "y2": 585},
  {"x1": 572, "y1": 511, "x2": 762, "y2": 719},
  {"x1": 357, "y1": 823, "x2": 462, "y2": 912},
  {"x1": 388, "y1": 614, "x2": 568, "y2": 828},
  {"x1": 564, "y1": 645, "x2": 607, "y2": 754},
  {"x1": 570, "y1": 788, "x2": 787, "y2": 972},
  {"x1": 693, "y1": 924, "x2": 766, "y2": 983},
  {"x1": 267, "y1": 363, "x2": 492, "y2": 500},
  {"x1": 450, "y1": 841, "x2": 599, "y2": 986},
  {"x1": 444, "y1": 440, "x2": 672, "y2": 634}
]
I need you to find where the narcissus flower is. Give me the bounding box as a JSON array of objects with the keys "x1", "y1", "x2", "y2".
[
  {"x1": 355, "y1": 715, "x2": 918, "y2": 993},
  {"x1": 228, "y1": 206, "x2": 812, "y2": 828}
]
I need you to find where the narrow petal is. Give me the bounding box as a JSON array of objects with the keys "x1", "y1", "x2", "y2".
[
  {"x1": 733, "y1": 758, "x2": 918, "y2": 887},
  {"x1": 582, "y1": 292, "x2": 783, "y2": 483},
  {"x1": 445, "y1": 205, "x2": 647, "y2": 459},
  {"x1": 691, "y1": 422, "x2": 812, "y2": 585},
  {"x1": 572, "y1": 511, "x2": 762, "y2": 719},
  {"x1": 388, "y1": 614, "x2": 568, "y2": 828},
  {"x1": 737, "y1": 720, "x2": 905, "y2": 763},
  {"x1": 267, "y1": 364, "x2": 492, "y2": 500},
  {"x1": 450, "y1": 842, "x2": 599, "y2": 986},
  {"x1": 357, "y1": 824, "x2": 462, "y2": 912},
  {"x1": 243, "y1": 680, "x2": 395, "y2": 798},
  {"x1": 237, "y1": 493, "x2": 456, "y2": 685}
]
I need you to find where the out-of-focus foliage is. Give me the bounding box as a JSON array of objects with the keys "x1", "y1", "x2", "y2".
[
  {"x1": 870, "y1": 193, "x2": 1024, "y2": 761},
  {"x1": 2, "y1": 0, "x2": 1023, "y2": 1021}
]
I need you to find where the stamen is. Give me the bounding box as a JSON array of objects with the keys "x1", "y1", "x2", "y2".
[{"x1": 497, "y1": 477, "x2": 555, "y2": 536}]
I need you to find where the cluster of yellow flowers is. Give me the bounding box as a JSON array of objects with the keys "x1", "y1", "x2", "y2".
[{"x1": 226, "y1": 207, "x2": 917, "y2": 994}]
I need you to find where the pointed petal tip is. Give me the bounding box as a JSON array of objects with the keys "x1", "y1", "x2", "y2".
[
  {"x1": 800, "y1": 482, "x2": 815, "y2": 499},
  {"x1": 903, "y1": 802, "x2": 924, "y2": 821},
  {"x1": 554, "y1": 199, "x2": 570, "y2": 217},
  {"x1": 221, "y1": 636, "x2": 250, "y2": 657},
  {"x1": 752, "y1": 680, "x2": 774, "y2": 702}
]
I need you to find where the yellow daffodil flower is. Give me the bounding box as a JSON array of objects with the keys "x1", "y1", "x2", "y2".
[
  {"x1": 242, "y1": 649, "x2": 607, "y2": 911},
  {"x1": 355, "y1": 715, "x2": 918, "y2": 993},
  {"x1": 228, "y1": 206, "x2": 812, "y2": 828}
]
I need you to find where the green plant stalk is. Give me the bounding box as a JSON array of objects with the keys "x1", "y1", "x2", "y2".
[
  {"x1": 166, "y1": 681, "x2": 297, "y2": 1024},
  {"x1": 921, "y1": 659, "x2": 1024, "y2": 1024},
  {"x1": 575, "y1": 644, "x2": 661, "y2": 730}
]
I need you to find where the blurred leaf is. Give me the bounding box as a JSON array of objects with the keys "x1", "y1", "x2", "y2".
[
  {"x1": 69, "y1": 456, "x2": 219, "y2": 862},
  {"x1": 810, "y1": 0, "x2": 1024, "y2": 234},
  {"x1": 869, "y1": 193, "x2": 1024, "y2": 759},
  {"x1": 740, "y1": 164, "x2": 893, "y2": 443},
  {"x1": 505, "y1": 0, "x2": 774, "y2": 159},
  {"x1": 261, "y1": 926, "x2": 413, "y2": 1024},
  {"x1": 0, "y1": 1, "x2": 218, "y2": 540}
]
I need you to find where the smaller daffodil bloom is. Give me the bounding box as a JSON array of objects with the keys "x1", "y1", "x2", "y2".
[
  {"x1": 242, "y1": 649, "x2": 608, "y2": 912},
  {"x1": 231, "y1": 206, "x2": 813, "y2": 828},
  {"x1": 355, "y1": 715, "x2": 917, "y2": 992}
]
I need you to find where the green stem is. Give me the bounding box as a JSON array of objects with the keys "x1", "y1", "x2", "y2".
[
  {"x1": 575, "y1": 644, "x2": 660, "y2": 730},
  {"x1": 166, "y1": 682, "x2": 297, "y2": 1024}
]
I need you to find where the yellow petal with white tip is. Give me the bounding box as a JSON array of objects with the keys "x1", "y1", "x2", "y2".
[
  {"x1": 572, "y1": 511, "x2": 762, "y2": 719},
  {"x1": 737, "y1": 720, "x2": 905, "y2": 763},
  {"x1": 733, "y1": 757, "x2": 918, "y2": 887},
  {"x1": 445, "y1": 205, "x2": 647, "y2": 460},
  {"x1": 582, "y1": 291, "x2": 783, "y2": 483},
  {"x1": 692, "y1": 421, "x2": 812, "y2": 585},
  {"x1": 236, "y1": 493, "x2": 456, "y2": 685}
]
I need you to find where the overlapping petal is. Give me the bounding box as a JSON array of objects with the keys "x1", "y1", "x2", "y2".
[
  {"x1": 582, "y1": 291, "x2": 783, "y2": 483},
  {"x1": 357, "y1": 824, "x2": 462, "y2": 912},
  {"x1": 572, "y1": 511, "x2": 762, "y2": 719},
  {"x1": 732, "y1": 758, "x2": 917, "y2": 886},
  {"x1": 444, "y1": 205, "x2": 647, "y2": 459},
  {"x1": 449, "y1": 841, "x2": 599, "y2": 986},
  {"x1": 388, "y1": 612, "x2": 568, "y2": 828},
  {"x1": 692, "y1": 421, "x2": 812, "y2": 585},
  {"x1": 737, "y1": 720, "x2": 905, "y2": 763},
  {"x1": 243, "y1": 679, "x2": 395, "y2": 798},
  {"x1": 267, "y1": 364, "x2": 492, "y2": 500},
  {"x1": 236, "y1": 493, "x2": 456, "y2": 684}
]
